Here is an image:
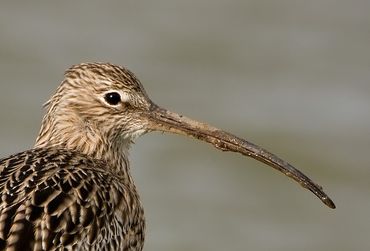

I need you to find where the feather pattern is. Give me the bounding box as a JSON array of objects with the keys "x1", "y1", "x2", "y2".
[
  {"x1": 0, "y1": 148, "x2": 145, "y2": 250},
  {"x1": 0, "y1": 63, "x2": 149, "y2": 250}
]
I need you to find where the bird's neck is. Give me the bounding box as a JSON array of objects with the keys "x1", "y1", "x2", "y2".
[{"x1": 35, "y1": 110, "x2": 134, "y2": 180}]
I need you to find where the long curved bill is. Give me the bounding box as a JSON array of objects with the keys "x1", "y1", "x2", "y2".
[{"x1": 145, "y1": 104, "x2": 335, "y2": 209}]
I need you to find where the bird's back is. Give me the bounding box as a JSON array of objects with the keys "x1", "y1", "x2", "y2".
[{"x1": 0, "y1": 147, "x2": 145, "y2": 251}]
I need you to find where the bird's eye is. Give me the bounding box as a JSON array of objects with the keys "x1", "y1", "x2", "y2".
[{"x1": 104, "y1": 92, "x2": 121, "y2": 106}]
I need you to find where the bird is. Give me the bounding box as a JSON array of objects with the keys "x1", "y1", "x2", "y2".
[{"x1": 0, "y1": 62, "x2": 335, "y2": 250}]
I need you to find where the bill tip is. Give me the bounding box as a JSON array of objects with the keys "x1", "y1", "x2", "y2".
[{"x1": 323, "y1": 197, "x2": 336, "y2": 209}]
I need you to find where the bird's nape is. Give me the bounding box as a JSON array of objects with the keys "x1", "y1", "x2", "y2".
[{"x1": 144, "y1": 103, "x2": 335, "y2": 209}]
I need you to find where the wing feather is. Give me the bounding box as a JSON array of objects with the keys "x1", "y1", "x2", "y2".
[{"x1": 0, "y1": 148, "x2": 143, "y2": 251}]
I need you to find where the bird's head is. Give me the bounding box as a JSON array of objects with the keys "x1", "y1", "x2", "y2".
[
  {"x1": 36, "y1": 63, "x2": 153, "y2": 156},
  {"x1": 35, "y1": 62, "x2": 335, "y2": 209}
]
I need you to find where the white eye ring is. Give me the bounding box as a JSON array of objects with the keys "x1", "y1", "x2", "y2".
[
  {"x1": 102, "y1": 91, "x2": 130, "y2": 106},
  {"x1": 104, "y1": 92, "x2": 121, "y2": 105}
]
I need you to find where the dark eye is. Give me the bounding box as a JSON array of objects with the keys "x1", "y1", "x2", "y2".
[{"x1": 104, "y1": 92, "x2": 121, "y2": 105}]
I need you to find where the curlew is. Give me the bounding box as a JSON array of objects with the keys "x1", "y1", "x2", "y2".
[{"x1": 0, "y1": 63, "x2": 335, "y2": 250}]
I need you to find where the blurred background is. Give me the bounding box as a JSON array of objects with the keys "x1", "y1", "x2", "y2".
[{"x1": 0, "y1": 1, "x2": 369, "y2": 250}]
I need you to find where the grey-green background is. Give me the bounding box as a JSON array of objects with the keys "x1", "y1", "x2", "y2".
[{"x1": 0, "y1": 1, "x2": 368, "y2": 250}]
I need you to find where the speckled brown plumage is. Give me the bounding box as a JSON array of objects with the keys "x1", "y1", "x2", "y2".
[
  {"x1": 0, "y1": 148, "x2": 144, "y2": 251},
  {"x1": 0, "y1": 63, "x2": 149, "y2": 250},
  {"x1": 0, "y1": 63, "x2": 335, "y2": 250}
]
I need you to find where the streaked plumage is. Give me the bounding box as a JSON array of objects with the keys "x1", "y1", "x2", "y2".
[
  {"x1": 0, "y1": 63, "x2": 335, "y2": 250},
  {"x1": 0, "y1": 148, "x2": 143, "y2": 251}
]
